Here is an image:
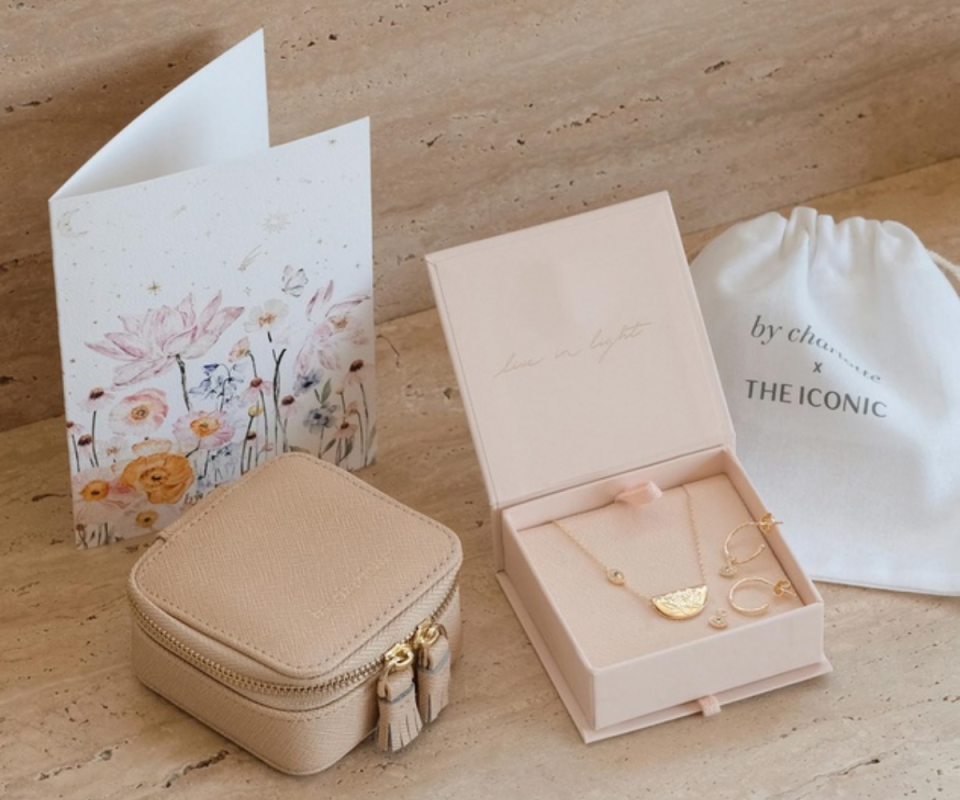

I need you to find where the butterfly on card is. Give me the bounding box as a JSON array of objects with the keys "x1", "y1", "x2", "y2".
[{"x1": 281, "y1": 265, "x2": 309, "y2": 297}]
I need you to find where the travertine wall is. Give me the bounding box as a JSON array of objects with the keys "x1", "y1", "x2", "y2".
[{"x1": 1, "y1": 0, "x2": 959, "y2": 430}]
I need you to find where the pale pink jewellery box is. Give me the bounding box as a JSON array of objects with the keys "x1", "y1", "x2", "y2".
[{"x1": 426, "y1": 192, "x2": 831, "y2": 742}]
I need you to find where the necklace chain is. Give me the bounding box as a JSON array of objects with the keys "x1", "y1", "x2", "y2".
[{"x1": 552, "y1": 485, "x2": 706, "y2": 604}]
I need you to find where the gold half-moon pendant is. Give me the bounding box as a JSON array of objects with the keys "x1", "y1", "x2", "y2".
[{"x1": 650, "y1": 585, "x2": 709, "y2": 620}]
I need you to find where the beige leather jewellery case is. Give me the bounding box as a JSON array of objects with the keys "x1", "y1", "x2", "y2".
[{"x1": 127, "y1": 453, "x2": 462, "y2": 775}]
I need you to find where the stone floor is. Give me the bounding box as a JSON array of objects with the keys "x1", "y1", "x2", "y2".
[{"x1": 1, "y1": 161, "x2": 958, "y2": 798}]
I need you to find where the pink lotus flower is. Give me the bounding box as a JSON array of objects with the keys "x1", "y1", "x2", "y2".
[
  {"x1": 173, "y1": 410, "x2": 236, "y2": 451},
  {"x1": 87, "y1": 293, "x2": 243, "y2": 386},
  {"x1": 295, "y1": 281, "x2": 370, "y2": 374},
  {"x1": 109, "y1": 389, "x2": 169, "y2": 435}
]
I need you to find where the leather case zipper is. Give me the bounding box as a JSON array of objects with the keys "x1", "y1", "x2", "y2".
[{"x1": 130, "y1": 580, "x2": 458, "y2": 698}]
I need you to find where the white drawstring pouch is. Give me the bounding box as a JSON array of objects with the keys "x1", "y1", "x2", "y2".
[{"x1": 690, "y1": 207, "x2": 960, "y2": 595}]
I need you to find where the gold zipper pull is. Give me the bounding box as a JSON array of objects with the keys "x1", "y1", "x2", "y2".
[
  {"x1": 376, "y1": 641, "x2": 422, "y2": 752},
  {"x1": 414, "y1": 621, "x2": 451, "y2": 724},
  {"x1": 413, "y1": 621, "x2": 441, "y2": 657}
]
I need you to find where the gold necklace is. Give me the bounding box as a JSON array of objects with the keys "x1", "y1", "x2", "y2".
[{"x1": 552, "y1": 485, "x2": 709, "y2": 620}]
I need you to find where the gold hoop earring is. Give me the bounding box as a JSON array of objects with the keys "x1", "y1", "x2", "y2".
[
  {"x1": 728, "y1": 577, "x2": 796, "y2": 616},
  {"x1": 718, "y1": 512, "x2": 779, "y2": 577}
]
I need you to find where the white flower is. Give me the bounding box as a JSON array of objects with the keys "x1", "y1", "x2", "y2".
[
  {"x1": 244, "y1": 299, "x2": 289, "y2": 334},
  {"x1": 108, "y1": 389, "x2": 169, "y2": 436},
  {"x1": 72, "y1": 467, "x2": 137, "y2": 528},
  {"x1": 173, "y1": 410, "x2": 236, "y2": 452},
  {"x1": 126, "y1": 504, "x2": 179, "y2": 533}
]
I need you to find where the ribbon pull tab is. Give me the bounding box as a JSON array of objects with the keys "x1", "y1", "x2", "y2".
[
  {"x1": 376, "y1": 643, "x2": 422, "y2": 752},
  {"x1": 415, "y1": 623, "x2": 451, "y2": 724}
]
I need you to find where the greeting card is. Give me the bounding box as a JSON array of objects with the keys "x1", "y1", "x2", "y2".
[{"x1": 49, "y1": 32, "x2": 375, "y2": 547}]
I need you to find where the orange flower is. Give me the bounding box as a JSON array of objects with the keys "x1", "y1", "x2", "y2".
[
  {"x1": 80, "y1": 479, "x2": 111, "y2": 502},
  {"x1": 190, "y1": 415, "x2": 222, "y2": 437},
  {"x1": 121, "y1": 452, "x2": 194, "y2": 505},
  {"x1": 135, "y1": 509, "x2": 159, "y2": 529}
]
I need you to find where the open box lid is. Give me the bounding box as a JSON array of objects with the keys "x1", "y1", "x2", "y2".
[{"x1": 427, "y1": 192, "x2": 733, "y2": 521}]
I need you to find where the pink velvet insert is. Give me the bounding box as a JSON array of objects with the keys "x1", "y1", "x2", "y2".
[{"x1": 517, "y1": 474, "x2": 804, "y2": 668}]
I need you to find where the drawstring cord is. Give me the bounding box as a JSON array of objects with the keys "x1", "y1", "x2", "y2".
[{"x1": 928, "y1": 250, "x2": 960, "y2": 291}]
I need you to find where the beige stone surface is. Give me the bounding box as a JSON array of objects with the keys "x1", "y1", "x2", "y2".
[
  {"x1": 1, "y1": 0, "x2": 959, "y2": 429},
  {"x1": 1, "y1": 164, "x2": 959, "y2": 798}
]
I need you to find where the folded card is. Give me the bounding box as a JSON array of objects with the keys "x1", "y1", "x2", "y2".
[{"x1": 49, "y1": 31, "x2": 375, "y2": 548}]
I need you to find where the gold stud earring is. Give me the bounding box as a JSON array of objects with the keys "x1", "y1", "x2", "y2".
[
  {"x1": 708, "y1": 608, "x2": 728, "y2": 629},
  {"x1": 718, "y1": 512, "x2": 780, "y2": 577},
  {"x1": 728, "y1": 577, "x2": 796, "y2": 616}
]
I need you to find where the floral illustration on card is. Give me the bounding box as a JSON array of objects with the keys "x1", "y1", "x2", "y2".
[
  {"x1": 51, "y1": 116, "x2": 372, "y2": 547},
  {"x1": 66, "y1": 274, "x2": 374, "y2": 548}
]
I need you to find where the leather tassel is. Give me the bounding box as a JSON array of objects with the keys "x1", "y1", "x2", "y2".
[
  {"x1": 417, "y1": 631, "x2": 451, "y2": 724},
  {"x1": 376, "y1": 664, "x2": 422, "y2": 752}
]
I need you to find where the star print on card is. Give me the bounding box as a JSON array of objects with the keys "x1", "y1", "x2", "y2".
[{"x1": 49, "y1": 31, "x2": 374, "y2": 548}]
